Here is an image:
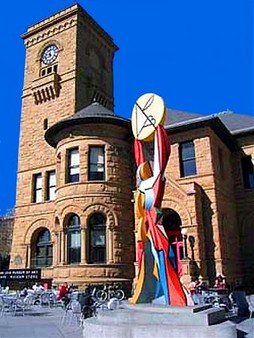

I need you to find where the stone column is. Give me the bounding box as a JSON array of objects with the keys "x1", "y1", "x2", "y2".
[
  {"x1": 181, "y1": 259, "x2": 191, "y2": 286},
  {"x1": 59, "y1": 231, "x2": 65, "y2": 265},
  {"x1": 108, "y1": 227, "x2": 114, "y2": 264},
  {"x1": 63, "y1": 232, "x2": 67, "y2": 264},
  {"x1": 81, "y1": 228, "x2": 87, "y2": 264},
  {"x1": 26, "y1": 244, "x2": 31, "y2": 268},
  {"x1": 53, "y1": 232, "x2": 58, "y2": 266}
]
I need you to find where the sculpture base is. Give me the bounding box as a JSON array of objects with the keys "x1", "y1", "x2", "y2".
[{"x1": 83, "y1": 301, "x2": 237, "y2": 337}]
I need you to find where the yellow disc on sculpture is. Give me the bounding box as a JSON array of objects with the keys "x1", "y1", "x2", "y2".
[{"x1": 131, "y1": 93, "x2": 166, "y2": 141}]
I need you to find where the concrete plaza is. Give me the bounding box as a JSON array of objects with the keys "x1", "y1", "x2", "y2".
[
  {"x1": 0, "y1": 306, "x2": 82, "y2": 338},
  {"x1": 0, "y1": 303, "x2": 254, "y2": 338}
]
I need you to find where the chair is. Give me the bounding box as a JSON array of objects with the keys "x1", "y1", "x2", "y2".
[
  {"x1": 13, "y1": 298, "x2": 25, "y2": 316},
  {"x1": 1, "y1": 296, "x2": 15, "y2": 316},
  {"x1": 23, "y1": 294, "x2": 34, "y2": 309},
  {"x1": 246, "y1": 294, "x2": 254, "y2": 318},
  {"x1": 0, "y1": 296, "x2": 10, "y2": 317},
  {"x1": 40, "y1": 292, "x2": 51, "y2": 307},
  {"x1": 69, "y1": 300, "x2": 82, "y2": 326},
  {"x1": 61, "y1": 301, "x2": 72, "y2": 324}
]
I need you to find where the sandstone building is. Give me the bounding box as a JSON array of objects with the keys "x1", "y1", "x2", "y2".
[
  {"x1": 10, "y1": 3, "x2": 254, "y2": 291},
  {"x1": 10, "y1": 4, "x2": 135, "y2": 289}
]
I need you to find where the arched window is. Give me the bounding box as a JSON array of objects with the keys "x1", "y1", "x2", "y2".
[
  {"x1": 88, "y1": 213, "x2": 106, "y2": 264},
  {"x1": 33, "y1": 229, "x2": 53, "y2": 267},
  {"x1": 67, "y1": 214, "x2": 81, "y2": 264}
]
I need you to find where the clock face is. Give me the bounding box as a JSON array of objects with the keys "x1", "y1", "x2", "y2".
[{"x1": 41, "y1": 45, "x2": 58, "y2": 65}]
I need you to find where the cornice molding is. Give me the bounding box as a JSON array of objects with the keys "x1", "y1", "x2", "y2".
[{"x1": 24, "y1": 18, "x2": 77, "y2": 48}]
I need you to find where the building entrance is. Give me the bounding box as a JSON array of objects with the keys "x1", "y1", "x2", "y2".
[{"x1": 162, "y1": 209, "x2": 183, "y2": 277}]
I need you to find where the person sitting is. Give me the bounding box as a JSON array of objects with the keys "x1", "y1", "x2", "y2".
[
  {"x1": 20, "y1": 286, "x2": 28, "y2": 297},
  {"x1": 32, "y1": 282, "x2": 40, "y2": 292},
  {"x1": 214, "y1": 273, "x2": 226, "y2": 289},
  {"x1": 78, "y1": 287, "x2": 96, "y2": 319},
  {"x1": 189, "y1": 276, "x2": 208, "y2": 305},
  {"x1": 196, "y1": 276, "x2": 208, "y2": 294},
  {"x1": 188, "y1": 278, "x2": 199, "y2": 304}
]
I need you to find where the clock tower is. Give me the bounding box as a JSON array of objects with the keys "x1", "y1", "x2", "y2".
[{"x1": 10, "y1": 5, "x2": 126, "y2": 275}]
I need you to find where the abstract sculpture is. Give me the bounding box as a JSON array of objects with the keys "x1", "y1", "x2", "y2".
[{"x1": 130, "y1": 93, "x2": 187, "y2": 306}]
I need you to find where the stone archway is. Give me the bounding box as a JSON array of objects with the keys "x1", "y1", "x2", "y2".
[
  {"x1": 162, "y1": 208, "x2": 183, "y2": 276},
  {"x1": 162, "y1": 208, "x2": 182, "y2": 233},
  {"x1": 24, "y1": 218, "x2": 53, "y2": 269},
  {"x1": 161, "y1": 198, "x2": 192, "y2": 226}
]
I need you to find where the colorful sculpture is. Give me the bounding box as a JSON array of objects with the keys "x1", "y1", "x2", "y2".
[{"x1": 130, "y1": 93, "x2": 187, "y2": 306}]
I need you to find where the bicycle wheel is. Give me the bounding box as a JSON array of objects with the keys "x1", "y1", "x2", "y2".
[
  {"x1": 96, "y1": 290, "x2": 108, "y2": 301},
  {"x1": 114, "y1": 289, "x2": 125, "y2": 301}
]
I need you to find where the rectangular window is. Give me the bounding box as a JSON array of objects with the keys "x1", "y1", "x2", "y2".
[
  {"x1": 179, "y1": 141, "x2": 197, "y2": 177},
  {"x1": 88, "y1": 146, "x2": 105, "y2": 181},
  {"x1": 53, "y1": 64, "x2": 58, "y2": 73},
  {"x1": 68, "y1": 231, "x2": 81, "y2": 264},
  {"x1": 242, "y1": 156, "x2": 254, "y2": 189},
  {"x1": 46, "y1": 171, "x2": 56, "y2": 201},
  {"x1": 67, "y1": 148, "x2": 80, "y2": 183},
  {"x1": 33, "y1": 173, "x2": 42, "y2": 203},
  {"x1": 90, "y1": 229, "x2": 106, "y2": 263}
]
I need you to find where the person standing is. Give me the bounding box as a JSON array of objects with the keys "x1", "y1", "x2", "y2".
[{"x1": 57, "y1": 282, "x2": 70, "y2": 308}]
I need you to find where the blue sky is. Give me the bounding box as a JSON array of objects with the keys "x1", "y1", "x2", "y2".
[{"x1": 0, "y1": 0, "x2": 253, "y2": 215}]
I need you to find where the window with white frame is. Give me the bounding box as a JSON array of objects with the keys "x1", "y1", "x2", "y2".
[
  {"x1": 67, "y1": 214, "x2": 81, "y2": 264},
  {"x1": 88, "y1": 213, "x2": 106, "y2": 264},
  {"x1": 46, "y1": 171, "x2": 56, "y2": 200},
  {"x1": 33, "y1": 173, "x2": 42, "y2": 203},
  {"x1": 88, "y1": 146, "x2": 105, "y2": 181},
  {"x1": 67, "y1": 148, "x2": 80, "y2": 183}
]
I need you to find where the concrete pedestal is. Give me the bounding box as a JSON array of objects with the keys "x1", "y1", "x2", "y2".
[{"x1": 83, "y1": 302, "x2": 237, "y2": 338}]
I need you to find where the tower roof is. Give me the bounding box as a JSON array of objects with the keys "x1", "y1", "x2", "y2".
[
  {"x1": 71, "y1": 101, "x2": 116, "y2": 118},
  {"x1": 45, "y1": 102, "x2": 131, "y2": 147}
]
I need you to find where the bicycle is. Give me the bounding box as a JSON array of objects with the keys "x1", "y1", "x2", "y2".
[{"x1": 95, "y1": 285, "x2": 125, "y2": 301}]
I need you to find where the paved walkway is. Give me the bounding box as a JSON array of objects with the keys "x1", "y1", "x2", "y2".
[
  {"x1": 0, "y1": 306, "x2": 83, "y2": 338},
  {"x1": 231, "y1": 316, "x2": 254, "y2": 337},
  {"x1": 0, "y1": 303, "x2": 254, "y2": 338}
]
